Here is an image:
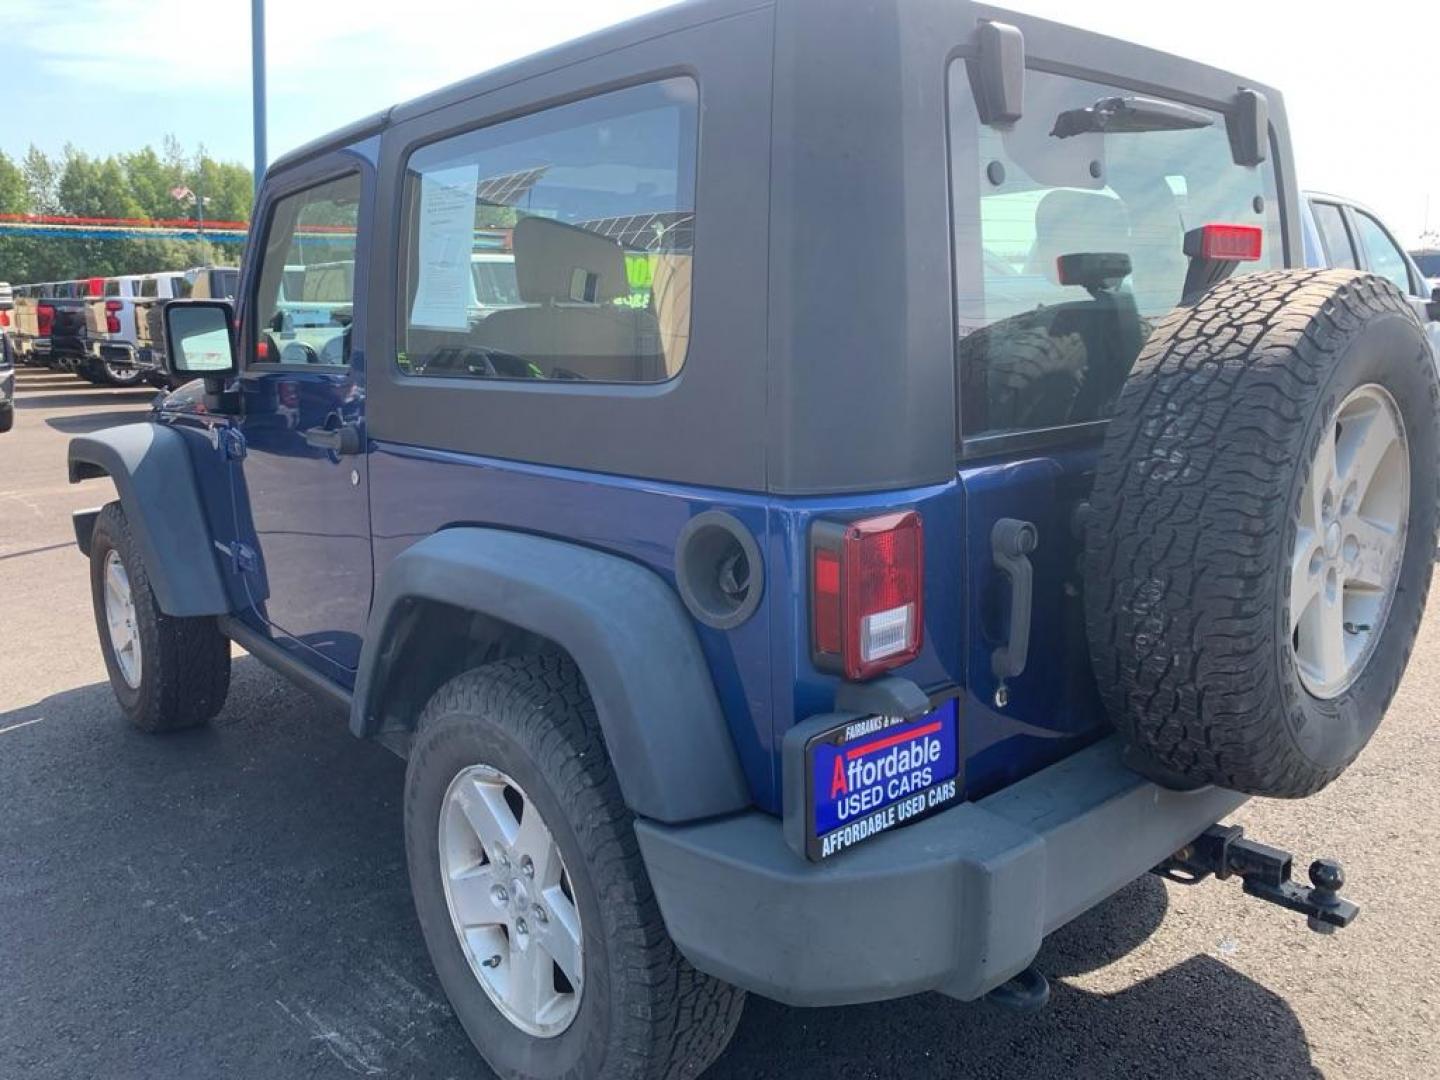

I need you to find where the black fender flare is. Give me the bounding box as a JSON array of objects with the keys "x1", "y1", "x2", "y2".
[
  {"x1": 68, "y1": 423, "x2": 231, "y2": 618},
  {"x1": 353, "y1": 528, "x2": 751, "y2": 824}
]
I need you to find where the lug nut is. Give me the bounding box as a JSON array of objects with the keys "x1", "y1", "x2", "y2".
[
  {"x1": 515, "y1": 917, "x2": 528, "y2": 938},
  {"x1": 491, "y1": 884, "x2": 508, "y2": 907},
  {"x1": 533, "y1": 905, "x2": 547, "y2": 924},
  {"x1": 521, "y1": 855, "x2": 534, "y2": 879}
]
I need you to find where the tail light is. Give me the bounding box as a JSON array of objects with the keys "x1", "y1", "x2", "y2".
[
  {"x1": 105, "y1": 299, "x2": 122, "y2": 334},
  {"x1": 38, "y1": 303, "x2": 54, "y2": 336},
  {"x1": 0, "y1": 311, "x2": 8, "y2": 327},
  {"x1": 811, "y1": 511, "x2": 924, "y2": 680},
  {"x1": 1185, "y1": 224, "x2": 1263, "y2": 262}
]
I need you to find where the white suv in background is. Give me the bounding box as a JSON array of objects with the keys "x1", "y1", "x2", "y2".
[{"x1": 1303, "y1": 191, "x2": 1440, "y2": 361}]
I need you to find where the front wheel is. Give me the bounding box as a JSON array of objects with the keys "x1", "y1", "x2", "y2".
[
  {"x1": 89, "y1": 502, "x2": 231, "y2": 731},
  {"x1": 405, "y1": 657, "x2": 745, "y2": 1080}
]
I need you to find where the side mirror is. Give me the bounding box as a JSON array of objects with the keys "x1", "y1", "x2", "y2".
[{"x1": 164, "y1": 299, "x2": 238, "y2": 400}]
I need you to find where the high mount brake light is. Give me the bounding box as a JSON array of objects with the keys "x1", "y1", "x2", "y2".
[
  {"x1": 811, "y1": 511, "x2": 924, "y2": 680},
  {"x1": 1186, "y1": 223, "x2": 1263, "y2": 263}
]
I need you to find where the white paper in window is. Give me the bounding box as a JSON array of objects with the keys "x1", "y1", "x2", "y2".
[{"x1": 409, "y1": 163, "x2": 480, "y2": 331}]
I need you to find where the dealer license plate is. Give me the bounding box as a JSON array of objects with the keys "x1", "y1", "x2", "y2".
[{"x1": 804, "y1": 699, "x2": 960, "y2": 860}]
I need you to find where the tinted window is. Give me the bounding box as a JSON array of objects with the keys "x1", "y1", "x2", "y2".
[
  {"x1": 1413, "y1": 252, "x2": 1440, "y2": 279},
  {"x1": 139, "y1": 278, "x2": 159, "y2": 298},
  {"x1": 1311, "y1": 202, "x2": 1356, "y2": 269},
  {"x1": 103, "y1": 280, "x2": 120, "y2": 297},
  {"x1": 950, "y1": 66, "x2": 1282, "y2": 438},
  {"x1": 1352, "y1": 211, "x2": 1413, "y2": 294},
  {"x1": 398, "y1": 78, "x2": 697, "y2": 384},
  {"x1": 252, "y1": 173, "x2": 360, "y2": 367}
]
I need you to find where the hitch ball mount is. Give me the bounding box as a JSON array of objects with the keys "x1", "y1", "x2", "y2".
[{"x1": 1154, "y1": 824, "x2": 1358, "y2": 933}]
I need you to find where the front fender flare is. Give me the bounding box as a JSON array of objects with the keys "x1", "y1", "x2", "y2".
[
  {"x1": 68, "y1": 423, "x2": 231, "y2": 617},
  {"x1": 354, "y1": 528, "x2": 751, "y2": 824}
]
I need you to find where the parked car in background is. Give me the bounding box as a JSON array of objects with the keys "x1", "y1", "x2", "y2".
[
  {"x1": 46, "y1": 278, "x2": 104, "y2": 378},
  {"x1": 0, "y1": 321, "x2": 14, "y2": 433},
  {"x1": 1303, "y1": 192, "x2": 1440, "y2": 358},
  {"x1": 1411, "y1": 249, "x2": 1440, "y2": 292},
  {"x1": 84, "y1": 272, "x2": 189, "y2": 388},
  {"x1": 135, "y1": 266, "x2": 240, "y2": 388}
]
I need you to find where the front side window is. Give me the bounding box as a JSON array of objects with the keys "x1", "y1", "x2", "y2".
[
  {"x1": 950, "y1": 65, "x2": 1282, "y2": 439},
  {"x1": 1312, "y1": 202, "x2": 1357, "y2": 269},
  {"x1": 251, "y1": 173, "x2": 360, "y2": 367},
  {"x1": 398, "y1": 78, "x2": 698, "y2": 384},
  {"x1": 1352, "y1": 211, "x2": 1413, "y2": 295}
]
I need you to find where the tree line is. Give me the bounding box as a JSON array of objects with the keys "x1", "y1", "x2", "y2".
[{"x1": 0, "y1": 138, "x2": 253, "y2": 285}]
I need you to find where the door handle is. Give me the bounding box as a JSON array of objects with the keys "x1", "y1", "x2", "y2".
[
  {"x1": 303, "y1": 423, "x2": 361, "y2": 455},
  {"x1": 990, "y1": 518, "x2": 1038, "y2": 697}
]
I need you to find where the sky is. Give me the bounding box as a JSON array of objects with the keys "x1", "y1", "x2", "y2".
[{"x1": 3, "y1": 0, "x2": 1437, "y2": 245}]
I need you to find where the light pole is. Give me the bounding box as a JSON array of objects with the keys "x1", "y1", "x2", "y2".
[{"x1": 252, "y1": 0, "x2": 267, "y2": 193}]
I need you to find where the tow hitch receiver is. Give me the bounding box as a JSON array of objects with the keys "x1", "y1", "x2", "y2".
[{"x1": 1154, "y1": 824, "x2": 1359, "y2": 933}]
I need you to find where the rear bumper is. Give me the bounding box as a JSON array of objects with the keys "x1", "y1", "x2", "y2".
[{"x1": 636, "y1": 736, "x2": 1246, "y2": 1007}]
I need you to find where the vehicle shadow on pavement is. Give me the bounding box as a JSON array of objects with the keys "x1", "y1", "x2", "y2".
[
  {"x1": 0, "y1": 663, "x2": 1319, "y2": 1080},
  {"x1": 17, "y1": 390, "x2": 157, "y2": 412},
  {"x1": 714, "y1": 878, "x2": 1321, "y2": 1078}
]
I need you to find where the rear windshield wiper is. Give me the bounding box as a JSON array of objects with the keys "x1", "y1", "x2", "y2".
[{"x1": 1051, "y1": 96, "x2": 1214, "y2": 138}]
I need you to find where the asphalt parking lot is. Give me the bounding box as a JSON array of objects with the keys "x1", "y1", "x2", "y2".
[{"x1": 2, "y1": 364, "x2": 1438, "y2": 1079}]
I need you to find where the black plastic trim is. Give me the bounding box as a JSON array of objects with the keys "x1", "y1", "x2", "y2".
[
  {"x1": 353, "y1": 527, "x2": 750, "y2": 823},
  {"x1": 67, "y1": 424, "x2": 231, "y2": 617}
]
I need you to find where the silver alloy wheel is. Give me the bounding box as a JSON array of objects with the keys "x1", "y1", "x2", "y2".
[
  {"x1": 1290, "y1": 383, "x2": 1409, "y2": 699},
  {"x1": 103, "y1": 548, "x2": 143, "y2": 689},
  {"x1": 439, "y1": 764, "x2": 583, "y2": 1038}
]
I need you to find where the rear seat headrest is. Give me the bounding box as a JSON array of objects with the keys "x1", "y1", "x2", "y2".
[{"x1": 514, "y1": 216, "x2": 630, "y2": 305}]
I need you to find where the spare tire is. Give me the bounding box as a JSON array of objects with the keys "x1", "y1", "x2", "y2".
[{"x1": 1085, "y1": 270, "x2": 1439, "y2": 797}]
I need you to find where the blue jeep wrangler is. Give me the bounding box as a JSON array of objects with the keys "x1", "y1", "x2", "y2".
[{"x1": 68, "y1": 1, "x2": 1438, "y2": 1076}]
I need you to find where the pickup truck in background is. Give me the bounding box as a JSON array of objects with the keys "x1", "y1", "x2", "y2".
[
  {"x1": 135, "y1": 266, "x2": 240, "y2": 388},
  {"x1": 85, "y1": 272, "x2": 188, "y2": 388},
  {"x1": 47, "y1": 278, "x2": 103, "y2": 378},
  {"x1": 1303, "y1": 192, "x2": 1440, "y2": 359}
]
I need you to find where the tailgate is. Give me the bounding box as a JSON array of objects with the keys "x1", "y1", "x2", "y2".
[{"x1": 85, "y1": 298, "x2": 109, "y2": 337}]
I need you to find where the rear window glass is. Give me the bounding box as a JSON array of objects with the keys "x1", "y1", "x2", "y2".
[
  {"x1": 949, "y1": 65, "x2": 1282, "y2": 440},
  {"x1": 139, "y1": 278, "x2": 159, "y2": 298},
  {"x1": 397, "y1": 77, "x2": 698, "y2": 384}
]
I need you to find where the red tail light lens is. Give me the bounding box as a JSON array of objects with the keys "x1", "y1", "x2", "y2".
[
  {"x1": 0, "y1": 311, "x2": 9, "y2": 327},
  {"x1": 105, "y1": 299, "x2": 122, "y2": 334},
  {"x1": 38, "y1": 304, "x2": 54, "y2": 336},
  {"x1": 811, "y1": 511, "x2": 924, "y2": 680},
  {"x1": 1187, "y1": 223, "x2": 1263, "y2": 262}
]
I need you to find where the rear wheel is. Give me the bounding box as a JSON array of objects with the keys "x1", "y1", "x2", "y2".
[
  {"x1": 1086, "y1": 270, "x2": 1439, "y2": 797},
  {"x1": 0, "y1": 403, "x2": 12, "y2": 433},
  {"x1": 89, "y1": 502, "x2": 231, "y2": 732},
  {"x1": 100, "y1": 359, "x2": 145, "y2": 388},
  {"x1": 405, "y1": 657, "x2": 745, "y2": 1080}
]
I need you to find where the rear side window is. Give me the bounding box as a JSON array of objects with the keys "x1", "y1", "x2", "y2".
[
  {"x1": 1351, "y1": 211, "x2": 1414, "y2": 295},
  {"x1": 949, "y1": 65, "x2": 1282, "y2": 440},
  {"x1": 1311, "y1": 202, "x2": 1357, "y2": 269},
  {"x1": 139, "y1": 278, "x2": 159, "y2": 298},
  {"x1": 103, "y1": 280, "x2": 120, "y2": 297},
  {"x1": 397, "y1": 78, "x2": 698, "y2": 384}
]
